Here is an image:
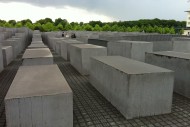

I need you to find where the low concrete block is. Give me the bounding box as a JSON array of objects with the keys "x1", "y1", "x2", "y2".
[
  {"x1": 90, "y1": 56, "x2": 174, "y2": 119},
  {"x1": 2, "y1": 46, "x2": 13, "y2": 66},
  {"x1": 108, "y1": 40, "x2": 153, "y2": 62},
  {"x1": 0, "y1": 43, "x2": 4, "y2": 72},
  {"x1": 145, "y1": 51, "x2": 190, "y2": 98},
  {"x1": 28, "y1": 43, "x2": 47, "y2": 49},
  {"x1": 22, "y1": 48, "x2": 53, "y2": 66},
  {"x1": 70, "y1": 44, "x2": 107, "y2": 75},
  {"x1": 60, "y1": 39, "x2": 83, "y2": 60},
  {"x1": 2, "y1": 39, "x2": 20, "y2": 59},
  {"x1": 172, "y1": 37, "x2": 190, "y2": 53},
  {"x1": 5, "y1": 65, "x2": 73, "y2": 127}
]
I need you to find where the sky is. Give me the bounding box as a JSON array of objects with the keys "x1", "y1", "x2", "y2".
[{"x1": 0, "y1": 0, "x2": 189, "y2": 23}]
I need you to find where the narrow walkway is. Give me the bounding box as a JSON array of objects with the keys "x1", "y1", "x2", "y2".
[{"x1": 0, "y1": 50, "x2": 190, "y2": 127}]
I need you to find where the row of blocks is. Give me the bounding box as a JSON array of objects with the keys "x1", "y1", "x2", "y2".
[
  {"x1": 0, "y1": 31, "x2": 31, "y2": 73},
  {"x1": 48, "y1": 36, "x2": 190, "y2": 119},
  {"x1": 5, "y1": 31, "x2": 73, "y2": 127},
  {"x1": 4, "y1": 32, "x2": 190, "y2": 126}
]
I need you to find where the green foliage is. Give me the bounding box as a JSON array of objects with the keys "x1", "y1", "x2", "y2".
[
  {"x1": 8, "y1": 20, "x2": 16, "y2": 26},
  {"x1": 42, "y1": 22, "x2": 55, "y2": 32},
  {"x1": 0, "y1": 18, "x2": 186, "y2": 34},
  {"x1": 15, "y1": 22, "x2": 22, "y2": 28},
  {"x1": 102, "y1": 24, "x2": 111, "y2": 31}
]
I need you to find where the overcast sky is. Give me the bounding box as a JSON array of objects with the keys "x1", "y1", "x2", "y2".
[{"x1": 0, "y1": 0, "x2": 189, "y2": 23}]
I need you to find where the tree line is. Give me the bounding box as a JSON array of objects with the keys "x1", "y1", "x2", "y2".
[{"x1": 0, "y1": 18, "x2": 186, "y2": 34}]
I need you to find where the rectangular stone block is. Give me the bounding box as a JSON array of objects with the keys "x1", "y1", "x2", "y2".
[
  {"x1": 90, "y1": 56, "x2": 174, "y2": 119},
  {"x1": 2, "y1": 46, "x2": 13, "y2": 66},
  {"x1": 172, "y1": 37, "x2": 190, "y2": 53},
  {"x1": 145, "y1": 51, "x2": 190, "y2": 98},
  {"x1": 2, "y1": 39, "x2": 19, "y2": 59},
  {"x1": 107, "y1": 40, "x2": 153, "y2": 62},
  {"x1": 22, "y1": 48, "x2": 53, "y2": 66},
  {"x1": 0, "y1": 43, "x2": 4, "y2": 72},
  {"x1": 60, "y1": 39, "x2": 83, "y2": 60},
  {"x1": 70, "y1": 44, "x2": 107, "y2": 75},
  {"x1": 5, "y1": 65, "x2": 73, "y2": 127},
  {"x1": 28, "y1": 43, "x2": 47, "y2": 49}
]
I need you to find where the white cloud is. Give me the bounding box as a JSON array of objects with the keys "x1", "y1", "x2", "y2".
[{"x1": 0, "y1": 2, "x2": 114, "y2": 23}]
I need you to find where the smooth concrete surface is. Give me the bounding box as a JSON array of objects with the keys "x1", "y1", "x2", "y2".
[
  {"x1": 172, "y1": 37, "x2": 190, "y2": 53},
  {"x1": 32, "y1": 37, "x2": 42, "y2": 41},
  {"x1": 108, "y1": 40, "x2": 153, "y2": 62},
  {"x1": 0, "y1": 43, "x2": 4, "y2": 72},
  {"x1": 70, "y1": 44, "x2": 107, "y2": 75},
  {"x1": 22, "y1": 48, "x2": 53, "y2": 66},
  {"x1": 89, "y1": 56, "x2": 174, "y2": 119},
  {"x1": 61, "y1": 39, "x2": 83, "y2": 61},
  {"x1": 5, "y1": 65, "x2": 73, "y2": 127},
  {"x1": 2, "y1": 46, "x2": 13, "y2": 66},
  {"x1": 145, "y1": 51, "x2": 190, "y2": 98},
  {"x1": 2, "y1": 39, "x2": 20, "y2": 59},
  {"x1": 28, "y1": 43, "x2": 47, "y2": 49}
]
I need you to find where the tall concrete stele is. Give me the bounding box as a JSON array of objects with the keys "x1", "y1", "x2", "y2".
[{"x1": 184, "y1": 9, "x2": 190, "y2": 35}]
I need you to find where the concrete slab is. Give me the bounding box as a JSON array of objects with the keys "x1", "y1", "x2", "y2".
[
  {"x1": 22, "y1": 48, "x2": 53, "y2": 66},
  {"x1": 60, "y1": 39, "x2": 83, "y2": 60},
  {"x1": 2, "y1": 39, "x2": 20, "y2": 59},
  {"x1": 5, "y1": 65, "x2": 73, "y2": 127},
  {"x1": 90, "y1": 56, "x2": 174, "y2": 119},
  {"x1": 2, "y1": 46, "x2": 13, "y2": 66},
  {"x1": 28, "y1": 43, "x2": 47, "y2": 49},
  {"x1": 145, "y1": 51, "x2": 190, "y2": 98},
  {"x1": 108, "y1": 40, "x2": 153, "y2": 62},
  {"x1": 70, "y1": 44, "x2": 107, "y2": 75},
  {"x1": 0, "y1": 43, "x2": 4, "y2": 72},
  {"x1": 172, "y1": 37, "x2": 190, "y2": 53}
]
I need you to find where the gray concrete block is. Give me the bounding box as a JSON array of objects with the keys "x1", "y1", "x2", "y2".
[
  {"x1": 145, "y1": 51, "x2": 190, "y2": 98},
  {"x1": 108, "y1": 40, "x2": 153, "y2": 62},
  {"x1": 90, "y1": 56, "x2": 174, "y2": 119},
  {"x1": 5, "y1": 65, "x2": 73, "y2": 127},
  {"x1": 70, "y1": 44, "x2": 107, "y2": 75},
  {"x1": 2, "y1": 46, "x2": 13, "y2": 66},
  {"x1": 172, "y1": 37, "x2": 190, "y2": 53},
  {"x1": 22, "y1": 48, "x2": 53, "y2": 66},
  {"x1": 2, "y1": 39, "x2": 19, "y2": 59},
  {"x1": 0, "y1": 43, "x2": 4, "y2": 72},
  {"x1": 28, "y1": 43, "x2": 47, "y2": 49},
  {"x1": 61, "y1": 39, "x2": 83, "y2": 61}
]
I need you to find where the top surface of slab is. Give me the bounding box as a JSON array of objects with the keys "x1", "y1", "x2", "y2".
[
  {"x1": 5, "y1": 65, "x2": 72, "y2": 99},
  {"x1": 147, "y1": 51, "x2": 190, "y2": 60},
  {"x1": 92, "y1": 56, "x2": 172, "y2": 74},
  {"x1": 71, "y1": 44, "x2": 105, "y2": 49},
  {"x1": 62, "y1": 39, "x2": 83, "y2": 44},
  {"x1": 2, "y1": 46, "x2": 12, "y2": 49},
  {"x1": 22, "y1": 48, "x2": 52, "y2": 58},
  {"x1": 115, "y1": 40, "x2": 151, "y2": 44}
]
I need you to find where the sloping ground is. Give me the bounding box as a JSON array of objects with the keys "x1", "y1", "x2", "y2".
[{"x1": 0, "y1": 51, "x2": 190, "y2": 127}]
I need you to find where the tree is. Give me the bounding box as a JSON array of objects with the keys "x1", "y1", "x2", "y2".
[
  {"x1": 8, "y1": 20, "x2": 16, "y2": 26},
  {"x1": 93, "y1": 24, "x2": 102, "y2": 31},
  {"x1": 84, "y1": 24, "x2": 93, "y2": 31},
  {"x1": 4, "y1": 22, "x2": 12, "y2": 27},
  {"x1": 56, "y1": 23, "x2": 63, "y2": 30},
  {"x1": 42, "y1": 22, "x2": 55, "y2": 32},
  {"x1": 64, "y1": 23, "x2": 72, "y2": 30},
  {"x1": 102, "y1": 24, "x2": 111, "y2": 31},
  {"x1": 20, "y1": 19, "x2": 32, "y2": 25},
  {"x1": 15, "y1": 22, "x2": 22, "y2": 28},
  {"x1": 25, "y1": 22, "x2": 34, "y2": 30},
  {"x1": 54, "y1": 18, "x2": 68, "y2": 27}
]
